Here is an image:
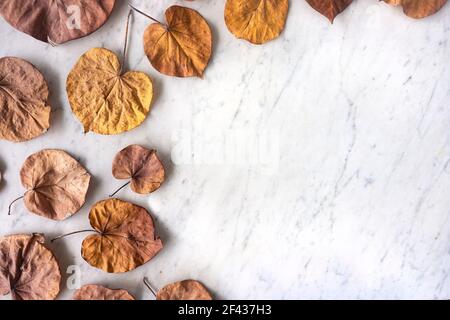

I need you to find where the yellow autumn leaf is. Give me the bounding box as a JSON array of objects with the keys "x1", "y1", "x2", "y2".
[
  {"x1": 66, "y1": 48, "x2": 153, "y2": 135},
  {"x1": 225, "y1": 0, "x2": 289, "y2": 45},
  {"x1": 142, "y1": 5, "x2": 212, "y2": 78}
]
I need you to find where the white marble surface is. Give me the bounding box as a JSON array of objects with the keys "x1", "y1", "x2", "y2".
[{"x1": 0, "y1": 0, "x2": 450, "y2": 300}]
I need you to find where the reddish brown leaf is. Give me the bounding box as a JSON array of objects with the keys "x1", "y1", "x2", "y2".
[
  {"x1": 0, "y1": 0, "x2": 116, "y2": 44},
  {"x1": 0, "y1": 234, "x2": 61, "y2": 300},
  {"x1": 112, "y1": 145, "x2": 165, "y2": 195},
  {"x1": 157, "y1": 280, "x2": 213, "y2": 300},
  {"x1": 0, "y1": 57, "x2": 51, "y2": 142},
  {"x1": 384, "y1": 0, "x2": 447, "y2": 18},
  {"x1": 19, "y1": 149, "x2": 91, "y2": 221},
  {"x1": 305, "y1": 0, "x2": 353, "y2": 23},
  {"x1": 73, "y1": 284, "x2": 135, "y2": 300}
]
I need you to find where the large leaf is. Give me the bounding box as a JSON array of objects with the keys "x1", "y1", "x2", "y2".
[
  {"x1": 82, "y1": 199, "x2": 163, "y2": 273},
  {"x1": 225, "y1": 0, "x2": 289, "y2": 45},
  {"x1": 0, "y1": 57, "x2": 51, "y2": 142},
  {"x1": 0, "y1": 234, "x2": 61, "y2": 300},
  {"x1": 143, "y1": 5, "x2": 212, "y2": 78},
  {"x1": 67, "y1": 48, "x2": 153, "y2": 135},
  {"x1": 0, "y1": 0, "x2": 115, "y2": 44},
  {"x1": 384, "y1": 0, "x2": 448, "y2": 18},
  {"x1": 20, "y1": 149, "x2": 91, "y2": 220}
]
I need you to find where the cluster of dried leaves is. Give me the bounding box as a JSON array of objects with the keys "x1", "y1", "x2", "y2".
[{"x1": 0, "y1": 0, "x2": 447, "y2": 300}]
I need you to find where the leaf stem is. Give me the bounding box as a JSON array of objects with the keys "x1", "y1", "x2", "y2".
[
  {"x1": 143, "y1": 277, "x2": 157, "y2": 297},
  {"x1": 8, "y1": 196, "x2": 24, "y2": 215},
  {"x1": 121, "y1": 9, "x2": 133, "y2": 73},
  {"x1": 109, "y1": 181, "x2": 131, "y2": 198},
  {"x1": 51, "y1": 230, "x2": 96, "y2": 242},
  {"x1": 128, "y1": 4, "x2": 164, "y2": 25}
]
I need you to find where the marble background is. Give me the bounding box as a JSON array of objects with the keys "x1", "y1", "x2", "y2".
[{"x1": 0, "y1": 0, "x2": 449, "y2": 300}]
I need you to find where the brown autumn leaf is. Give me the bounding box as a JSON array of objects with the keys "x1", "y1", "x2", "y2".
[
  {"x1": 67, "y1": 47, "x2": 153, "y2": 135},
  {"x1": 142, "y1": 5, "x2": 212, "y2": 78},
  {"x1": 0, "y1": 0, "x2": 115, "y2": 44},
  {"x1": 0, "y1": 234, "x2": 61, "y2": 300},
  {"x1": 18, "y1": 149, "x2": 91, "y2": 221},
  {"x1": 81, "y1": 199, "x2": 163, "y2": 273},
  {"x1": 224, "y1": 0, "x2": 289, "y2": 45},
  {"x1": 157, "y1": 280, "x2": 213, "y2": 300},
  {"x1": 0, "y1": 57, "x2": 51, "y2": 142},
  {"x1": 74, "y1": 284, "x2": 135, "y2": 300},
  {"x1": 305, "y1": 0, "x2": 353, "y2": 23},
  {"x1": 383, "y1": 0, "x2": 448, "y2": 18},
  {"x1": 111, "y1": 145, "x2": 165, "y2": 196}
]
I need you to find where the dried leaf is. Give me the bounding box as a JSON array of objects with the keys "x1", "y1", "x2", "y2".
[
  {"x1": 305, "y1": 0, "x2": 353, "y2": 23},
  {"x1": 143, "y1": 5, "x2": 212, "y2": 77},
  {"x1": 112, "y1": 145, "x2": 165, "y2": 195},
  {"x1": 0, "y1": 0, "x2": 115, "y2": 44},
  {"x1": 74, "y1": 284, "x2": 135, "y2": 300},
  {"x1": 224, "y1": 0, "x2": 289, "y2": 45},
  {"x1": 0, "y1": 234, "x2": 61, "y2": 300},
  {"x1": 67, "y1": 48, "x2": 153, "y2": 135},
  {"x1": 384, "y1": 0, "x2": 447, "y2": 18},
  {"x1": 82, "y1": 199, "x2": 163, "y2": 273},
  {"x1": 0, "y1": 57, "x2": 51, "y2": 142},
  {"x1": 157, "y1": 280, "x2": 213, "y2": 300},
  {"x1": 20, "y1": 149, "x2": 91, "y2": 221}
]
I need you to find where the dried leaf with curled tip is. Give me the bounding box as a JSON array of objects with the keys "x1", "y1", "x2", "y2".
[
  {"x1": 82, "y1": 199, "x2": 163, "y2": 273},
  {"x1": 0, "y1": 234, "x2": 61, "y2": 300},
  {"x1": 143, "y1": 5, "x2": 212, "y2": 78},
  {"x1": 0, "y1": 0, "x2": 115, "y2": 44},
  {"x1": 112, "y1": 145, "x2": 165, "y2": 195},
  {"x1": 67, "y1": 48, "x2": 153, "y2": 135},
  {"x1": 305, "y1": 0, "x2": 353, "y2": 23},
  {"x1": 225, "y1": 0, "x2": 289, "y2": 45},
  {"x1": 74, "y1": 284, "x2": 135, "y2": 300},
  {"x1": 0, "y1": 57, "x2": 51, "y2": 142},
  {"x1": 19, "y1": 149, "x2": 91, "y2": 221},
  {"x1": 383, "y1": 0, "x2": 447, "y2": 18},
  {"x1": 157, "y1": 280, "x2": 213, "y2": 300}
]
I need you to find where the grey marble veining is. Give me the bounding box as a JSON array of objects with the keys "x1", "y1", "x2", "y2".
[{"x1": 0, "y1": 0, "x2": 449, "y2": 299}]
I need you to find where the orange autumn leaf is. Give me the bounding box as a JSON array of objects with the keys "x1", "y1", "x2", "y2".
[
  {"x1": 384, "y1": 0, "x2": 448, "y2": 18},
  {"x1": 225, "y1": 0, "x2": 289, "y2": 45},
  {"x1": 66, "y1": 48, "x2": 153, "y2": 135},
  {"x1": 143, "y1": 5, "x2": 212, "y2": 78},
  {"x1": 81, "y1": 199, "x2": 163, "y2": 273}
]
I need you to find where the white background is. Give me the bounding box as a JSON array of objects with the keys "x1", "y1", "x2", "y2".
[{"x1": 0, "y1": 0, "x2": 449, "y2": 299}]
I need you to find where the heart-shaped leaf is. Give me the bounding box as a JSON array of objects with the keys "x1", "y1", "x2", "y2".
[
  {"x1": 0, "y1": 234, "x2": 61, "y2": 300},
  {"x1": 142, "y1": 5, "x2": 213, "y2": 78},
  {"x1": 225, "y1": 0, "x2": 289, "y2": 45},
  {"x1": 17, "y1": 149, "x2": 91, "y2": 220},
  {"x1": 111, "y1": 145, "x2": 165, "y2": 196},
  {"x1": 73, "y1": 284, "x2": 135, "y2": 300},
  {"x1": 81, "y1": 199, "x2": 163, "y2": 273},
  {"x1": 66, "y1": 48, "x2": 153, "y2": 135},
  {"x1": 305, "y1": 0, "x2": 353, "y2": 23},
  {"x1": 383, "y1": 0, "x2": 447, "y2": 18},
  {"x1": 0, "y1": 0, "x2": 115, "y2": 44},
  {"x1": 0, "y1": 57, "x2": 51, "y2": 142}
]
